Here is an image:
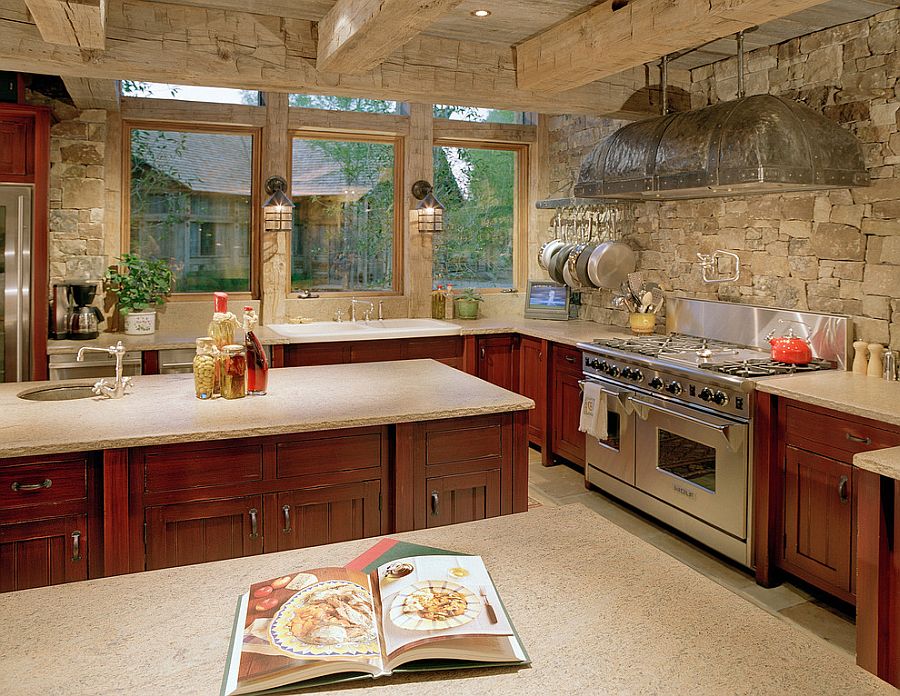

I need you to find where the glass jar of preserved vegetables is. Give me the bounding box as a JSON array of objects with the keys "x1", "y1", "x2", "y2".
[
  {"x1": 221, "y1": 344, "x2": 247, "y2": 400},
  {"x1": 193, "y1": 337, "x2": 219, "y2": 399}
]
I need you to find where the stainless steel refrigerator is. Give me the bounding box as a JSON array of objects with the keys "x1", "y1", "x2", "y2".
[{"x1": 1, "y1": 185, "x2": 32, "y2": 382}]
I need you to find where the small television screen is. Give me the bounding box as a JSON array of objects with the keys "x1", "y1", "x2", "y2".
[{"x1": 529, "y1": 283, "x2": 567, "y2": 309}]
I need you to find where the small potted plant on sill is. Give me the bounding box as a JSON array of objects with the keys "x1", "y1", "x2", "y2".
[
  {"x1": 104, "y1": 253, "x2": 174, "y2": 335},
  {"x1": 454, "y1": 288, "x2": 483, "y2": 320}
]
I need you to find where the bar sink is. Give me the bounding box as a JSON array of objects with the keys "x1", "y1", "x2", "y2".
[{"x1": 18, "y1": 384, "x2": 97, "y2": 401}]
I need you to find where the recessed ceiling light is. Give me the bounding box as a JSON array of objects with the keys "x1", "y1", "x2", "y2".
[{"x1": 471, "y1": 9, "x2": 491, "y2": 17}]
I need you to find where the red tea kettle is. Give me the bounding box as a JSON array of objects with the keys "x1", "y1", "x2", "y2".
[{"x1": 765, "y1": 321, "x2": 813, "y2": 365}]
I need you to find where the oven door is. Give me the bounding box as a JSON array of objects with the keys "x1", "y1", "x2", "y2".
[
  {"x1": 582, "y1": 378, "x2": 636, "y2": 485},
  {"x1": 631, "y1": 393, "x2": 749, "y2": 539}
]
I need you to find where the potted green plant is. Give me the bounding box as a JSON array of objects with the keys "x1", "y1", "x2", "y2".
[
  {"x1": 454, "y1": 288, "x2": 483, "y2": 320},
  {"x1": 104, "y1": 253, "x2": 174, "y2": 335}
]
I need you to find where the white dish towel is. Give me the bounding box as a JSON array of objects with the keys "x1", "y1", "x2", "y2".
[{"x1": 579, "y1": 380, "x2": 608, "y2": 440}]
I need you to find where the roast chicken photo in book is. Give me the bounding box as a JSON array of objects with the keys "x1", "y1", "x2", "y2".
[{"x1": 222, "y1": 546, "x2": 528, "y2": 695}]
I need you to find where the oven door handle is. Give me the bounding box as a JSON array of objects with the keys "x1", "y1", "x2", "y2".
[
  {"x1": 579, "y1": 380, "x2": 633, "y2": 413},
  {"x1": 628, "y1": 397, "x2": 745, "y2": 452}
]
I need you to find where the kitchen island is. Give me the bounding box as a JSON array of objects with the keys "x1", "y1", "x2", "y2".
[
  {"x1": 0, "y1": 361, "x2": 532, "y2": 587},
  {"x1": 0, "y1": 504, "x2": 892, "y2": 696}
]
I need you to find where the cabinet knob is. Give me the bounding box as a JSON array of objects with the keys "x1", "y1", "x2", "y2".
[
  {"x1": 71, "y1": 530, "x2": 82, "y2": 562},
  {"x1": 249, "y1": 508, "x2": 259, "y2": 538},
  {"x1": 430, "y1": 490, "x2": 440, "y2": 516},
  {"x1": 480, "y1": 347, "x2": 485, "y2": 359},
  {"x1": 282, "y1": 504, "x2": 292, "y2": 533},
  {"x1": 838, "y1": 475, "x2": 849, "y2": 504}
]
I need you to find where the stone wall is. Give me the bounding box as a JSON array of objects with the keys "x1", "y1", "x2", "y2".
[{"x1": 544, "y1": 8, "x2": 900, "y2": 349}]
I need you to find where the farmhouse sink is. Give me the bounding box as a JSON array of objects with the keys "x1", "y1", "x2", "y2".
[{"x1": 266, "y1": 318, "x2": 461, "y2": 342}]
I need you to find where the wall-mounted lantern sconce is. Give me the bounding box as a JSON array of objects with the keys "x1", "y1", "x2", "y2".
[
  {"x1": 262, "y1": 175, "x2": 294, "y2": 233},
  {"x1": 411, "y1": 179, "x2": 444, "y2": 234}
]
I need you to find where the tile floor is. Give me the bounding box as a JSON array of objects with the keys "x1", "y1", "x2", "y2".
[{"x1": 526, "y1": 449, "x2": 857, "y2": 656}]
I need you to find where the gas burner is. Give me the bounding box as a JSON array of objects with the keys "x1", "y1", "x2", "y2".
[
  {"x1": 596, "y1": 334, "x2": 742, "y2": 358},
  {"x1": 703, "y1": 358, "x2": 833, "y2": 377}
]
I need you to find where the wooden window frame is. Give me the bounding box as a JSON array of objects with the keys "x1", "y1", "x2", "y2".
[
  {"x1": 286, "y1": 130, "x2": 405, "y2": 298},
  {"x1": 431, "y1": 139, "x2": 529, "y2": 294},
  {"x1": 122, "y1": 120, "x2": 262, "y2": 302}
]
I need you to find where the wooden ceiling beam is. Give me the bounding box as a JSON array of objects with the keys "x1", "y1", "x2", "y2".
[
  {"x1": 63, "y1": 76, "x2": 120, "y2": 109},
  {"x1": 515, "y1": 0, "x2": 832, "y2": 93},
  {"x1": 0, "y1": 0, "x2": 680, "y2": 118},
  {"x1": 317, "y1": 0, "x2": 465, "y2": 74},
  {"x1": 24, "y1": 0, "x2": 105, "y2": 49}
]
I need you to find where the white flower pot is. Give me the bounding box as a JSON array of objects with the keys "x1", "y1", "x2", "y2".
[{"x1": 124, "y1": 310, "x2": 156, "y2": 335}]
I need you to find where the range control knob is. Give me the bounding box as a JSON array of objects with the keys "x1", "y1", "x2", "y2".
[
  {"x1": 649, "y1": 377, "x2": 664, "y2": 390},
  {"x1": 665, "y1": 381, "x2": 683, "y2": 395},
  {"x1": 598, "y1": 360, "x2": 609, "y2": 373},
  {"x1": 587, "y1": 358, "x2": 599, "y2": 369},
  {"x1": 630, "y1": 369, "x2": 644, "y2": 383},
  {"x1": 621, "y1": 367, "x2": 633, "y2": 379},
  {"x1": 607, "y1": 365, "x2": 619, "y2": 378},
  {"x1": 713, "y1": 391, "x2": 729, "y2": 406},
  {"x1": 699, "y1": 387, "x2": 714, "y2": 402}
]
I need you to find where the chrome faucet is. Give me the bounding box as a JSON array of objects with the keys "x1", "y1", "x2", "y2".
[
  {"x1": 350, "y1": 298, "x2": 375, "y2": 322},
  {"x1": 76, "y1": 341, "x2": 132, "y2": 399}
]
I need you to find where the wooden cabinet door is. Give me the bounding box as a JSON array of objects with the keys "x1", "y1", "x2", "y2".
[
  {"x1": 425, "y1": 470, "x2": 501, "y2": 529},
  {"x1": 519, "y1": 337, "x2": 547, "y2": 444},
  {"x1": 551, "y1": 364, "x2": 585, "y2": 467},
  {"x1": 783, "y1": 446, "x2": 853, "y2": 592},
  {"x1": 0, "y1": 116, "x2": 30, "y2": 176},
  {"x1": 269, "y1": 481, "x2": 382, "y2": 552},
  {"x1": 476, "y1": 335, "x2": 518, "y2": 391},
  {"x1": 145, "y1": 495, "x2": 264, "y2": 571},
  {"x1": 0, "y1": 515, "x2": 87, "y2": 592}
]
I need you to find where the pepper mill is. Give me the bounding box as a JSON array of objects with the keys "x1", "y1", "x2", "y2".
[
  {"x1": 852, "y1": 340, "x2": 868, "y2": 375},
  {"x1": 867, "y1": 343, "x2": 884, "y2": 378}
]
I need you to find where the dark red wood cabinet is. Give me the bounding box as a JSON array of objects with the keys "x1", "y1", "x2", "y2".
[
  {"x1": 550, "y1": 344, "x2": 585, "y2": 467},
  {"x1": 475, "y1": 334, "x2": 519, "y2": 391},
  {"x1": 283, "y1": 335, "x2": 463, "y2": 369},
  {"x1": 519, "y1": 336, "x2": 548, "y2": 456}
]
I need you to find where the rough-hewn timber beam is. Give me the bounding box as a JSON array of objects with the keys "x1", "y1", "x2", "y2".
[
  {"x1": 0, "y1": 0, "x2": 682, "y2": 118},
  {"x1": 24, "y1": 0, "x2": 105, "y2": 49},
  {"x1": 63, "y1": 77, "x2": 119, "y2": 109},
  {"x1": 317, "y1": 0, "x2": 464, "y2": 74},
  {"x1": 515, "y1": 0, "x2": 831, "y2": 93}
]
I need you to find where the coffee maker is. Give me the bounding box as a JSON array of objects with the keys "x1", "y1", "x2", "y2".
[{"x1": 66, "y1": 283, "x2": 104, "y2": 340}]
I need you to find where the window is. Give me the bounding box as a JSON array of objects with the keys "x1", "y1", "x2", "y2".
[
  {"x1": 433, "y1": 104, "x2": 529, "y2": 124},
  {"x1": 128, "y1": 127, "x2": 255, "y2": 293},
  {"x1": 290, "y1": 135, "x2": 399, "y2": 293},
  {"x1": 122, "y1": 82, "x2": 259, "y2": 105},
  {"x1": 290, "y1": 94, "x2": 401, "y2": 114},
  {"x1": 432, "y1": 143, "x2": 523, "y2": 290}
]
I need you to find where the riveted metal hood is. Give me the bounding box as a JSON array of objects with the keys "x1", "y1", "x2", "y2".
[{"x1": 574, "y1": 95, "x2": 869, "y2": 201}]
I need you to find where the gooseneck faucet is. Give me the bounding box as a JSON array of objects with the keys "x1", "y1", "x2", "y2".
[
  {"x1": 76, "y1": 341, "x2": 132, "y2": 399},
  {"x1": 350, "y1": 298, "x2": 375, "y2": 322}
]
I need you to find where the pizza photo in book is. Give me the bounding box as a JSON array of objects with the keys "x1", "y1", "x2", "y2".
[{"x1": 222, "y1": 552, "x2": 528, "y2": 696}]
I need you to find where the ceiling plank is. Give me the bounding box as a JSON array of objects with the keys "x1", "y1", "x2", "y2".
[
  {"x1": 62, "y1": 76, "x2": 120, "y2": 109},
  {"x1": 317, "y1": 0, "x2": 465, "y2": 74},
  {"x1": 24, "y1": 0, "x2": 106, "y2": 49},
  {"x1": 515, "y1": 0, "x2": 832, "y2": 93},
  {"x1": 0, "y1": 0, "x2": 681, "y2": 118}
]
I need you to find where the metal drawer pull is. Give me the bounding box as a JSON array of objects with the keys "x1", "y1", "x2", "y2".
[
  {"x1": 838, "y1": 475, "x2": 849, "y2": 504},
  {"x1": 282, "y1": 504, "x2": 292, "y2": 533},
  {"x1": 565, "y1": 355, "x2": 576, "y2": 363},
  {"x1": 71, "y1": 531, "x2": 82, "y2": 562},
  {"x1": 480, "y1": 347, "x2": 486, "y2": 359},
  {"x1": 12, "y1": 479, "x2": 52, "y2": 492},
  {"x1": 845, "y1": 433, "x2": 871, "y2": 444},
  {"x1": 430, "y1": 491, "x2": 440, "y2": 516},
  {"x1": 249, "y1": 508, "x2": 259, "y2": 539}
]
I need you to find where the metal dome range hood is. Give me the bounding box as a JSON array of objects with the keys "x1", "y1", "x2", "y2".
[{"x1": 574, "y1": 95, "x2": 870, "y2": 201}]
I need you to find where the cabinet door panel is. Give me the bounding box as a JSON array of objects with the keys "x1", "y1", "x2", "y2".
[
  {"x1": 551, "y1": 368, "x2": 585, "y2": 467},
  {"x1": 425, "y1": 470, "x2": 501, "y2": 529},
  {"x1": 519, "y1": 337, "x2": 547, "y2": 443},
  {"x1": 783, "y1": 446, "x2": 852, "y2": 592},
  {"x1": 145, "y1": 496, "x2": 263, "y2": 571},
  {"x1": 272, "y1": 481, "x2": 381, "y2": 552},
  {"x1": 0, "y1": 118, "x2": 30, "y2": 176},
  {"x1": 0, "y1": 515, "x2": 87, "y2": 592},
  {"x1": 476, "y1": 336, "x2": 517, "y2": 391}
]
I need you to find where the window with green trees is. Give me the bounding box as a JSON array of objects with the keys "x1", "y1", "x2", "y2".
[
  {"x1": 290, "y1": 94, "x2": 401, "y2": 114},
  {"x1": 128, "y1": 128, "x2": 254, "y2": 293},
  {"x1": 290, "y1": 135, "x2": 397, "y2": 293},
  {"x1": 122, "y1": 81, "x2": 259, "y2": 105},
  {"x1": 433, "y1": 104, "x2": 528, "y2": 124},
  {"x1": 432, "y1": 144, "x2": 520, "y2": 289}
]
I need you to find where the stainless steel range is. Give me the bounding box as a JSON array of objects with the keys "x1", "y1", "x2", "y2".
[{"x1": 578, "y1": 298, "x2": 850, "y2": 567}]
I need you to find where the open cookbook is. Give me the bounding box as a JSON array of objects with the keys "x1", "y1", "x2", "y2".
[{"x1": 222, "y1": 540, "x2": 529, "y2": 695}]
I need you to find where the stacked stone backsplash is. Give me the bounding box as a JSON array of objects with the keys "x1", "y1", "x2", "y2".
[{"x1": 545, "y1": 7, "x2": 900, "y2": 350}]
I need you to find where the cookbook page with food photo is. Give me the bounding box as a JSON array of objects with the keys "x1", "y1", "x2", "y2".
[{"x1": 377, "y1": 555, "x2": 526, "y2": 670}]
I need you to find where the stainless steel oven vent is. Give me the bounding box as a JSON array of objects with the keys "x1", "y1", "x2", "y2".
[{"x1": 574, "y1": 95, "x2": 869, "y2": 201}]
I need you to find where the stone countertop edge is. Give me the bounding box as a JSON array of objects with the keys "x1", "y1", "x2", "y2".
[
  {"x1": 0, "y1": 505, "x2": 892, "y2": 696},
  {"x1": 755, "y1": 371, "x2": 900, "y2": 427},
  {"x1": 854, "y1": 447, "x2": 900, "y2": 481},
  {"x1": 0, "y1": 360, "x2": 534, "y2": 459},
  {"x1": 45, "y1": 318, "x2": 629, "y2": 354}
]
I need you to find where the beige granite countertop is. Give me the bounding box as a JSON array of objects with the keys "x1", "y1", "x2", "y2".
[
  {"x1": 0, "y1": 360, "x2": 532, "y2": 459},
  {"x1": 755, "y1": 371, "x2": 900, "y2": 427},
  {"x1": 0, "y1": 504, "x2": 891, "y2": 696},
  {"x1": 854, "y1": 447, "x2": 900, "y2": 481}
]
